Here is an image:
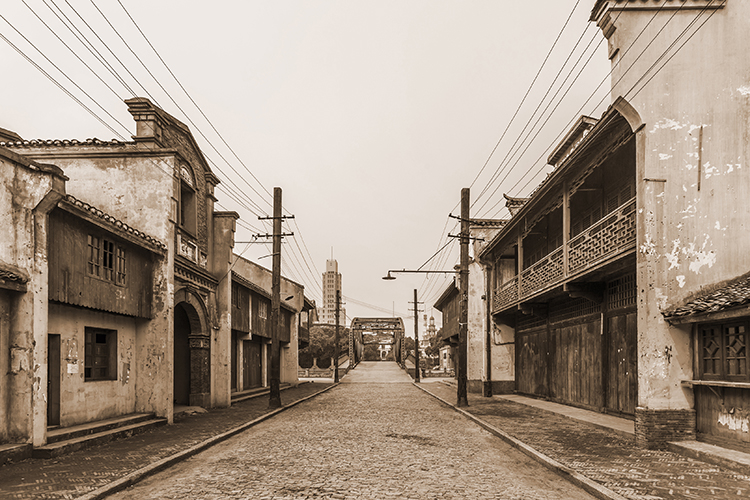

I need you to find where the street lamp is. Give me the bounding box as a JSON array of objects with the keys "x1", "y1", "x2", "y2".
[{"x1": 382, "y1": 269, "x2": 455, "y2": 280}]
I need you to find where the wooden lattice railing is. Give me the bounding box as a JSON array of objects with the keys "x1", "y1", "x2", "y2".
[{"x1": 568, "y1": 198, "x2": 636, "y2": 274}]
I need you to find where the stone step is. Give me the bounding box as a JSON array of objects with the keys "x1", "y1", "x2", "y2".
[
  {"x1": 33, "y1": 417, "x2": 167, "y2": 459},
  {"x1": 46, "y1": 412, "x2": 157, "y2": 444},
  {"x1": 231, "y1": 383, "x2": 291, "y2": 404},
  {"x1": 0, "y1": 443, "x2": 32, "y2": 465}
]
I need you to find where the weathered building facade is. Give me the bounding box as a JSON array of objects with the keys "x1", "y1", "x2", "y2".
[
  {"x1": 230, "y1": 254, "x2": 303, "y2": 394},
  {"x1": 474, "y1": 0, "x2": 750, "y2": 450},
  {"x1": 0, "y1": 147, "x2": 66, "y2": 453},
  {"x1": 0, "y1": 98, "x2": 246, "y2": 454},
  {"x1": 1, "y1": 98, "x2": 308, "y2": 457}
]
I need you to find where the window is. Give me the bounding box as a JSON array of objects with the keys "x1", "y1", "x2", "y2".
[
  {"x1": 102, "y1": 239, "x2": 115, "y2": 281},
  {"x1": 85, "y1": 327, "x2": 117, "y2": 381},
  {"x1": 88, "y1": 235, "x2": 101, "y2": 276},
  {"x1": 87, "y1": 234, "x2": 126, "y2": 286},
  {"x1": 700, "y1": 322, "x2": 749, "y2": 381},
  {"x1": 116, "y1": 247, "x2": 126, "y2": 285},
  {"x1": 258, "y1": 300, "x2": 268, "y2": 319},
  {"x1": 179, "y1": 165, "x2": 197, "y2": 235}
]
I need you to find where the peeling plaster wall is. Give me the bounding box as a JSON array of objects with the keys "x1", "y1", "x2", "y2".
[
  {"x1": 467, "y1": 258, "x2": 485, "y2": 387},
  {"x1": 0, "y1": 153, "x2": 63, "y2": 446},
  {"x1": 49, "y1": 303, "x2": 138, "y2": 426},
  {"x1": 11, "y1": 151, "x2": 176, "y2": 422},
  {"x1": 603, "y1": 3, "x2": 750, "y2": 410}
]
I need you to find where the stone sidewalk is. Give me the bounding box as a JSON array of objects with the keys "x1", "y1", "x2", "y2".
[
  {"x1": 0, "y1": 382, "x2": 333, "y2": 500},
  {"x1": 419, "y1": 381, "x2": 750, "y2": 500}
]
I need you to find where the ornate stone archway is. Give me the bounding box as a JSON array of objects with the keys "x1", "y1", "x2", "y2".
[{"x1": 174, "y1": 287, "x2": 211, "y2": 407}]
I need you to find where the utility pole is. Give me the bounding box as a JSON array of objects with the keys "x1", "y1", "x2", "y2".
[
  {"x1": 334, "y1": 289, "x2": 340, "y2": 383},
  {"x1": 457, "y1": 187, "x2": 469, "y2": 407},
  {"x1": 269, "y1": 187, "x2": 283, "y2": 408},
  {"x1": 413, "y1": 288, "x2": 421, "y2": 383}
]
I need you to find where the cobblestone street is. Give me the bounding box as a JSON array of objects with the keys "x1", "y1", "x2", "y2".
[{"x1": 109, "y1": 362, "x2": 597, "y2": 500}]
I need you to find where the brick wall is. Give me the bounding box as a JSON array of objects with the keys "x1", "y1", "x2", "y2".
[{"x1": 635, "y1": 407, "x2": 696, "y2": 449}]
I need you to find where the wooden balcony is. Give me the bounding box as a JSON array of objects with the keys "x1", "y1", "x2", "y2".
[
  {"x1": 491, "y1": 197, "x2": 636, "y2": 314},
  {"x1": 568, "y1": 198, "x2": 636, "y2": 275}
]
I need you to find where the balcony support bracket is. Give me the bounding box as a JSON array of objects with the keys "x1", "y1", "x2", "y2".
[{"x1": 564, "y1": 282, "x2": 605, "y2": 304}]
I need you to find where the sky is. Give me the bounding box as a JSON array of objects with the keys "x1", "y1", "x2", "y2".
[{"x1": 0, "y1": 0, "x2": 611, "y2": 335}]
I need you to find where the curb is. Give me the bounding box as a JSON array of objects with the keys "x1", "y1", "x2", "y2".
[
  {"x1": 415, "y1": 383, "x2": 627, "y2": 500},
  {"x1": 76, "y1": 383, "x2": 338, "y2": 500}
]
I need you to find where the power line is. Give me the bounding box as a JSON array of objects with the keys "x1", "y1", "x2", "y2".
[{"x1": 467, "y1": 0, "x2": 584, "y2": 197}]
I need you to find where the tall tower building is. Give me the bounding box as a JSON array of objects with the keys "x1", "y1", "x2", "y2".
[{"x1": 319, "y1": 259, "x2": 345, "y2": 325}]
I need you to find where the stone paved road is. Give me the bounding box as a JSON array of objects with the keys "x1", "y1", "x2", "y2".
[{"x1": 109, "y1": 362, "x2": 597, "y2": 500}]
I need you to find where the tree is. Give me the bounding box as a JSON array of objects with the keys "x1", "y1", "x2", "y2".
[
  {"x1": 363, "y1": 344, "x2": 380, "y2": 361},
  {"x1": 299, "y1": 324, "x2": 349, "y2": 368}
]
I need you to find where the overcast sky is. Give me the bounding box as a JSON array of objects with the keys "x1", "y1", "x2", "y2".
[{"x1": 1, "y1": 1, "x2": 611, "y2": 335}]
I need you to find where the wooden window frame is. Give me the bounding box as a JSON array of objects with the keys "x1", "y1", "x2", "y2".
[
  {"x1": 88, "y1": 234, "x2": 101, "y2": 277},
  {"x1": 87, "y1": 234, "x2": 126, "y2": 286},
  {"x1": 84, "y1": 327, "x2": 117, "y2": 381},
  {"x1": 699, "y1": 321, "x2": 749, "y2": 382}
]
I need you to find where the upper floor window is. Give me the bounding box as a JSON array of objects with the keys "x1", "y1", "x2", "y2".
[
  {"x1": 258, "y1": 300, "x2": 268, "y2": 319},
  {"x1": 87, "y1": 234, "x2": 126, "y2": 286},
  {"x1": 179, "y1": 165, "x2": 197, "y2": 235}
]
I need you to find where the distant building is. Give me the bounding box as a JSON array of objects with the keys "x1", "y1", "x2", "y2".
[{"x1": 318, "y1": 259, "x2": 345, "y2": 325}]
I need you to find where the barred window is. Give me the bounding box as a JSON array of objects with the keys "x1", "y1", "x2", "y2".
[
  {"x1": 85, "y1": 327, "x2": 117, "y2": 381},
  {"x1": 607, "y1": 273, "x2": 636, "y2": 310}
]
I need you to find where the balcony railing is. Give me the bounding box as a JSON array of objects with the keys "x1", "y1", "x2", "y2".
[
  {"x1": 492, "y1": 197, "x2": 637, "y2": 312},
  {"x1": 568, "y1": 197, "x2": 636, "y2": 274},
  {"x1": 521, "y1": 247, "x2": 564, "y2": 297},
  {"x1": 493, "y1": 276, "x2": 518, "y2": 313}
]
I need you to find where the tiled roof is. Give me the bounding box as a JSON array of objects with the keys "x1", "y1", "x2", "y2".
[
  {"x1": 0, "y1": 138, "x2": 131, "y2": 148},
  {"x1": 663, "y1": 272, "x2": 750, "y2": 319},
  {"x1": 62, "y1": 195, "x2": 167, "y2": 252},
  {"x1": 0, "y1": 268, "x2": 28, "y2": 284}
]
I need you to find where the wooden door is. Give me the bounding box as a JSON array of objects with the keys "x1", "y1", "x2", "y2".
[
  {"x1": 231, "y1": 331, "x2": 238, "y2": 391},
  {"x1": 606, "y1": 311, "x2": 637, "y2": 415},
  {"x1": 47, "y1": 334, "x2": 61, "y2": 426},
  {"x1": 550, "y1": 318, "x2": 603, "y2": 409},
  {"x1": 242, "y1": 339, "x2": 262, "y2": 390},
  {"x1": 517, "y1": 327, "x2": 548, "y2": 397}
]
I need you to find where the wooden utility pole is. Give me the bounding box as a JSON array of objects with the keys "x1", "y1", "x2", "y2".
[
  {"x1": 457, "y1": 187, "x2": 469, "y2": 407},
  {"x1": 269, "y1": 187, "x2": 282, "y2": 408},
  {"x1": 413, "y1": 288, "x2": 420, "y2": 383},
  {"x1": 334, "y1": 289, "x2": 340, "y2": 383}
]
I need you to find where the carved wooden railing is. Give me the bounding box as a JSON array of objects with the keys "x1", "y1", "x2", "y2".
[
  {"x1": 568, "y1": 198, "x2": 636, "y2": 274},
  {"x1": 521, "y1": 247, "x2": 564, "y2": 297},
  {"x1": 493, "y1": 276, "x2": 518, "y2": 312},
  {"x1": 491, "y1": 197, "x2": 637, "y2": 312}
]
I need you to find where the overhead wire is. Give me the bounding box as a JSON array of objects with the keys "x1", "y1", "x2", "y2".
[{"x1": 483, "y1": 0, "x2": 700, "y2": 217}]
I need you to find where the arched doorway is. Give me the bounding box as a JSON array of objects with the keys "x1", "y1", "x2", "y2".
[
  {"x1": 174, "y1": 303, "x2": 192, "y2": 405},
  {"x1": 173, "y1": 290, "x2": 211, "y2": 408}
]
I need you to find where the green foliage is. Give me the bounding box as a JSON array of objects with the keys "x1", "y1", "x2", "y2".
[
  {"x1": 363, "y1": 344, "x2": 380, "y2": 361},
  {"x1": 424, "y1": 328, "x2": 443, "y2": 359},
  {"x1": 299, "y1": 324, "x2": 349, "y2": 366}
]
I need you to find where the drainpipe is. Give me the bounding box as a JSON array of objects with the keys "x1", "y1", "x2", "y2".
[{"x1": 484, "y1": 263, "x2": 493, "y2": 397}]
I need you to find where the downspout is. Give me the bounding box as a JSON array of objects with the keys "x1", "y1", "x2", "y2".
[{"x1": 484, "y1": 263, "x2": 493, "y2": 397}]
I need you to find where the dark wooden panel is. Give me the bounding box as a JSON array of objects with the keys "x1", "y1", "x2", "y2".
[
  {"x1": 231, "y1": 282, "x2": 250, "y2": 332},
  {"x1": 48, "y1": 209, "x2": 153, "y2": 318},
  {"x1": 606, "y1": 310, "x2": 637, "y2": 415},
  {"x1": 251, "y1": 292, "x2": 270, "y2": 339},
  {"x1": 242, "y1": 338, "x2": 262, "y2": 390},
  {"x1": 696, "y1": 386, "x2": 750, "y2": 449},
  {"x1": 550, "y1": 318, "x2": 603, "y2": 409},
  {"x1": 517, "y1": 327, "x2": 548, "y2": 397}
]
